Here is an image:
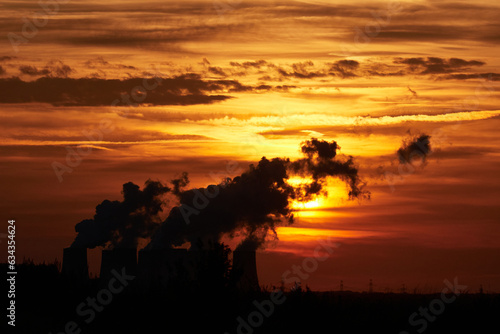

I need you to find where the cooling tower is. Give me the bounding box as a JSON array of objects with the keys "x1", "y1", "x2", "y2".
[
  {"x1": 232, "y1": 250, "x2": 260, "y2": 291},
  {"x1": 62, "y1": 247, "x2": 89, "y2": 282},
  {"x1": 137, "y1": 248, "x2": 190, "y2": 291},
  {"x1": 99, "y1": 248, "x2": 137, "y2": 284},
  {"x1": 185, "y1": 249, "x2": 218, "y2": 279}
]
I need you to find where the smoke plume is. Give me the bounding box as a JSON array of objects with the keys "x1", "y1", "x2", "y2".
[
  {"x1": 71, "y1": 180, "x2": 170, "y2": 249},
  {"x1": 147, "y1": 138, "x2": 369, "y2": 251},
  {"x1": 397, "y1": 134, "x2": 432, "y2": 164},
  {"x1": 289, "y1": 138, "x2": 369, "y2": 200},
  {"x1": 71, "y1": 138, "x2": 369, "y2": 252},
  {"x1": 147, "y1": 156, "x2": 294, "y2": 251}
]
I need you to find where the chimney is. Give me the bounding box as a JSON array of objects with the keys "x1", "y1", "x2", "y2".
[
  {"x1": 62, "y1": 247, "x2": 89, "y2": 283},
  {"x1": 99, "y1": 248, "x2": 137, "y2": 284},
  {"x1": 232, "y1": 250, "x2": 259, "y2": 292}
]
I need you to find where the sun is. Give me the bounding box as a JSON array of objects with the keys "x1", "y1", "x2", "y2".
[
  {"x1": 286, "y1": 176, "x2": 348, "y2": 217},
  {"x1": 286, "y1": 176, "x2": 324, "y2": 209},
  {"x1": 291, "y1": 197, "x2": 323, "y2": 210}
]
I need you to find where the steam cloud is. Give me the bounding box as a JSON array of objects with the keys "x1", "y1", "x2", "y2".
[
  {"x1": 147, "y1": 138, "x2": 369, "y2": 251},
  {"x1": 397, "y1": 134, "x2": 432, "y2": 164},
  {"x1": 71, "y1": 180, "x2": 170, "y2": 249},
  {"x1": 71, "y1": 139, "x2": 369, "y2": 252},
  {"x1": 147, "y1": 156, "x2": 294, "y2": 251},
  {"x1": 289, "y1": 138, "x2": 369, "y2": 200}
]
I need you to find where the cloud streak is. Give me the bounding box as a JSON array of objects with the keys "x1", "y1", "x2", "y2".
[
  {"x1": 0, "y1": 75, "x2": 292, "y2": 106},
  {"x1": 187, "y1": 110, "x2": 500, "y2": 128}
]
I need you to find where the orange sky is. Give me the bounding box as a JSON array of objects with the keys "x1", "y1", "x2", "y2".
[{"x1": 1, "y1": 0, "x2": 499, "y2": 292}]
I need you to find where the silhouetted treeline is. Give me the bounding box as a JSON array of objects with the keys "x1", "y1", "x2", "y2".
[{"x1": 2, "y1": 260, "x2": 499, "y2": 334}]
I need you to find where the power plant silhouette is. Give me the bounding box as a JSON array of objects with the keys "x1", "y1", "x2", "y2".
[
  {"x1": 232, "y1": 250, "x2": 260, "y2": 291},
  {"x1": 60, "y1": 139, "x2": 373, "y2": 296},
  {"x1": 62, "y1": 246, "x2": 260, "y2": 291},
  {"x1": 61, "y1": 247, "x2": 89, "y2": 284}
]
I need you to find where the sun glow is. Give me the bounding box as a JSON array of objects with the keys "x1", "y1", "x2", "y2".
[
  {"x1": 291, "y1": 197, "x2": 323, "y2": 210},
  {"x1": 276, "y1": 227, "x2": 381, "y2": 241},
  {"x1": 287, "y1": 176, "x2": 325, "y2": 212},
  {"x1": 287, "y1": 176, "x2": 348, "y2": 215}
]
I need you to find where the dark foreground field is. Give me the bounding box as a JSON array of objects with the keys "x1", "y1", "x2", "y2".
[{"x1": 4, "y1": 262, "x2": 499, "y2": 334}]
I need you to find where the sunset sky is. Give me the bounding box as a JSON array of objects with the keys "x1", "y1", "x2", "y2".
[{"x1": 1, "y1": 0, "x2": 499, "y2": 292}]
